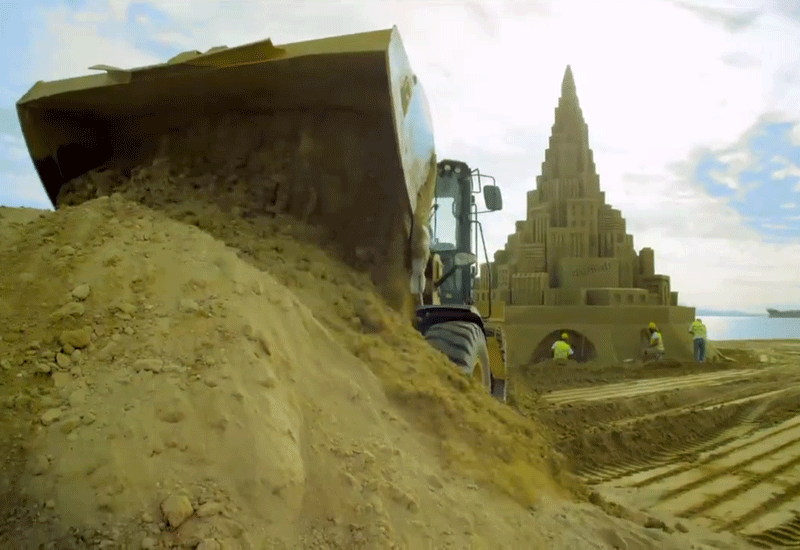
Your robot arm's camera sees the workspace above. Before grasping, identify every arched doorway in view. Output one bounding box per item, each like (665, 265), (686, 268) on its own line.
(531, 329), (598, 363)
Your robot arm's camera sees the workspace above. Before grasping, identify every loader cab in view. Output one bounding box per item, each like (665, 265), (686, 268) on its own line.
(430, 159), (503, 306)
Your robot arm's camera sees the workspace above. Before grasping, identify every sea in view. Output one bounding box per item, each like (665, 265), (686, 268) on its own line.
(702, 316), (800, 341)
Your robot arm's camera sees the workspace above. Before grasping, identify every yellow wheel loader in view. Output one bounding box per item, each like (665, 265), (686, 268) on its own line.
(14, 27), (508, 401)
(415, 160), (508, 401)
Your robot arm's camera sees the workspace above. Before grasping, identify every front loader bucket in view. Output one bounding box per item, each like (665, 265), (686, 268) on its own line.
(15, 27), (438, 310)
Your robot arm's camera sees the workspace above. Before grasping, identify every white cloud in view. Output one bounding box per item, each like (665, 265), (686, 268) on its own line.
(781, 202), (798, 209)
(25, 3), (161, 80)
(771, 156), (800, 180)
(791, 122), (800, 146)
(708, 169), (742, 191)
(152, 31), (195, 49)
(698, 119), (781, 199)
(0, 172), (53, 208)
(8, 0), (800, 310)
(1, 134), (29, 163)
(650, 233), (800, 310)
(716, 148), (760, 173)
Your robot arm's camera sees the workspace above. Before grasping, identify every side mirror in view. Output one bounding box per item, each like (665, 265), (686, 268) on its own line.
(483, 185), (503, 211)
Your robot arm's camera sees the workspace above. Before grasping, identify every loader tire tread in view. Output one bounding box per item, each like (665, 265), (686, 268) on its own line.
(485, 324), (508, 402)
(424, 320), (491, 391)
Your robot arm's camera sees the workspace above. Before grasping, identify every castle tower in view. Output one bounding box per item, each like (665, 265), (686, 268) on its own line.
(536, 67), (609, 284)
(474, 66), (697, 365)
(533, 65), (602, 225)
(478, 65), (681, 308)
(487, 65), (665, 302)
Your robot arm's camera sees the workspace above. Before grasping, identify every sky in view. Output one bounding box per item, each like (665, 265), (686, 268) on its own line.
(1, 0), (800, 313)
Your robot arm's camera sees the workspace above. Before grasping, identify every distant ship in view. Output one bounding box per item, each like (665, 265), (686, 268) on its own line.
(767, 308), (800, 318)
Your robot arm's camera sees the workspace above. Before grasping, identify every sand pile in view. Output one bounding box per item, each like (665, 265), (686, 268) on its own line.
(0, 109), (750, 549)
(56, 110), (431, 315)
(1, 195), (561, 549)
(0, 198), (745, 550)
(55, 112), (576, 508)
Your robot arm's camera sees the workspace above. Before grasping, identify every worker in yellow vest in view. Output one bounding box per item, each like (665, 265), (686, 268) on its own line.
(551, 333), (575, 364)
(689, 318), (708, 362)
(642, 322), (665, 362)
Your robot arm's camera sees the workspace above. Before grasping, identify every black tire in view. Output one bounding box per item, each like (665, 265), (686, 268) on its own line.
(423, 320), (491, 391)
(485, 324), (508, 402)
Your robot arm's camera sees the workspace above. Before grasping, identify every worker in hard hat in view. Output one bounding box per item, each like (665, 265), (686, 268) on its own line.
(642, 322), (665, 362)
(689, 317), (708, 362)
(551, 332), (575, 364)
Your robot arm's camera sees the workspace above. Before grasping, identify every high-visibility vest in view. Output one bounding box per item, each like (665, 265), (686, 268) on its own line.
(552, 340), (573, 359)
(691, 321), (707, 339)
(651, 331), (665, 351)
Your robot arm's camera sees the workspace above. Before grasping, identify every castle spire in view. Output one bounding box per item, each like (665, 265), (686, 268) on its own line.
(561, 65), (576, 99)
(537, 65), (600, 203)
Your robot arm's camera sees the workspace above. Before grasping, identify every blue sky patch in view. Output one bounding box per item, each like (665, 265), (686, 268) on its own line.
(694, 121), (800, 241)
(695, 155), (736, 198)
(125, 3), (186, 60)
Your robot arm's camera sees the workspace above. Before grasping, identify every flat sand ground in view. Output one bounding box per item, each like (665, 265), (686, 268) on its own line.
(514, 339), (800, 548)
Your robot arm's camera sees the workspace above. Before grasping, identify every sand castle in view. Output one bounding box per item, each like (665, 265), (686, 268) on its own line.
(475, 67), (699, 365)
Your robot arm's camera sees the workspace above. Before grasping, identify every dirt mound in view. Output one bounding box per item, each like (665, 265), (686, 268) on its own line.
(513, 358), (743, 394)
(0, 198), (749, 549)
(55, 110), (426, 317)
(2, 197), (541, 547)
(752, 389), (800, 429)
(715, 346), (762, 364)
(54, 118), (581, 500)
(560, 402), (752, 475)
(1, 105), (753, 548)
(0, 197), (571, 549)
(516, 376), (754, 476)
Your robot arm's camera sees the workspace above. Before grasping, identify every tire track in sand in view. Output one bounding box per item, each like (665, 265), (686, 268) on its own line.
(746, 514), (800, 548)
(629, 412), (800, 489)
(541, 359), (800, 546)
(604, 411), (800, 547)
(544, 368), (756, 405)
(580, 388), (797, 483)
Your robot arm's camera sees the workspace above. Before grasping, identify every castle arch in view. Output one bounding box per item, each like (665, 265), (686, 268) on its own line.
(531, 329), (598, 363)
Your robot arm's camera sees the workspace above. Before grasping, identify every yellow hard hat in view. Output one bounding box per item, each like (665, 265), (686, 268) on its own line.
(648, 322), (657, 330)
(561, 332), (569, 340)
(696, 318), (702, 323)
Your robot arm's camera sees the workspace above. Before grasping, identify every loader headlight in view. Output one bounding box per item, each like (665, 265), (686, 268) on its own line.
(443, 164), (451, 171)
